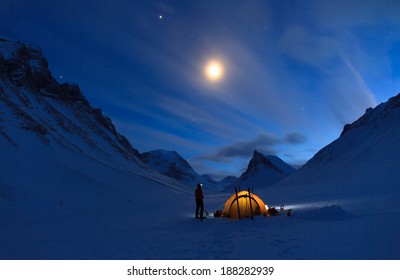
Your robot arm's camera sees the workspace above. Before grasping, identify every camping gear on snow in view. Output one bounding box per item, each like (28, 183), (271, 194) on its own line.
(267, 207), (279, 216)
(204, 209), (223, 218)
(223, 188), (268, 219)
(280, 205), (285, 212)
(213, 210), (223, 217)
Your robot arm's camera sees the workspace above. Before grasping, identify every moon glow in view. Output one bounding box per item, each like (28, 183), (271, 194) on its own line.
(205, 61), (223, 81)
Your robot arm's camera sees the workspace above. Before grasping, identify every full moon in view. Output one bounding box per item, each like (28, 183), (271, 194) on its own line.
(205, 61), (223, 81)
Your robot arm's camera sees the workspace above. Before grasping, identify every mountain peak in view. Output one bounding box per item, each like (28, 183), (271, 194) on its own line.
(0, 38), (139, 160)
(340, 92), (400, 138)
(247, 151), (296, 176)
(271, 91), (400, 209)
(0, 38), (93, 107)
(248, 150), (277, 172)
(139, 149), (222, 190)
(252, 150), (268, 160)
(224, 151), (295, 190)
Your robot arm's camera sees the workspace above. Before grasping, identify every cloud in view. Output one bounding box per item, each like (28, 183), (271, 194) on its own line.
(285, 132), (307, 144)
(280, 25), (340, 68)
(321, 54), (378, 125)
(213, 134), (279, 159)
(201, 132), (307, 163)
(340, 55), (377, 106)
(8, 0), (397, 179)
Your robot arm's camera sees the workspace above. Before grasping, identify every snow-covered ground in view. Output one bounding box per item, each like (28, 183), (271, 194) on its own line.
(1, 136), (398, 260)
(1, 38), (399, 260)
(2, 175), (398, 259)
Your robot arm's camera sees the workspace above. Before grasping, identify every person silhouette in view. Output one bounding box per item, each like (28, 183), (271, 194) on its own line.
(195, 183), (204, 220)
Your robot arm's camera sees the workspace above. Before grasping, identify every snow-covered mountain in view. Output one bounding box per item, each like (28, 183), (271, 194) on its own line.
(200, 174), (220, 187)
(224, 150), (295, 191)
(1, 38), (399, 260)
(266, 93), (400, 206)
(0, 38), (193, 190)
(139, 149), (221, 190)
(0, 38), (142, 165)
(0, 37), (192, 214)
(218, 175), (238, 187)
(0, 38), (202, 259)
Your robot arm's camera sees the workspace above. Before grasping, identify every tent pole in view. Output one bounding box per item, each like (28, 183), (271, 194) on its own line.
(248, 187), (254, 220)
(235, 187), (241, 220)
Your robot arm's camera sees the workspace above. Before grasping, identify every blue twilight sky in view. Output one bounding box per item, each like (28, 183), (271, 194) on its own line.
(1, 0), (400, 179)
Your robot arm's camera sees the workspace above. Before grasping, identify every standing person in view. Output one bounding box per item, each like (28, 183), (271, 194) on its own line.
(195, 183), (204, 220)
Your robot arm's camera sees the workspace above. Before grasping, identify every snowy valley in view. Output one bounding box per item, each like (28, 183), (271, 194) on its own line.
(1, 38), (399, 259)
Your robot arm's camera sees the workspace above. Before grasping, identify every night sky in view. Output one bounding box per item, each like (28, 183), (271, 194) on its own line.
(1, 0), (399, 179)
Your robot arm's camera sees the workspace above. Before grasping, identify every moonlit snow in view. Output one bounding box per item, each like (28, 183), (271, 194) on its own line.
(1, 38), (399, 260)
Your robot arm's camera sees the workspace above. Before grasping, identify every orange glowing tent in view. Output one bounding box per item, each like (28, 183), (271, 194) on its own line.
(223, 189), (268, 219)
